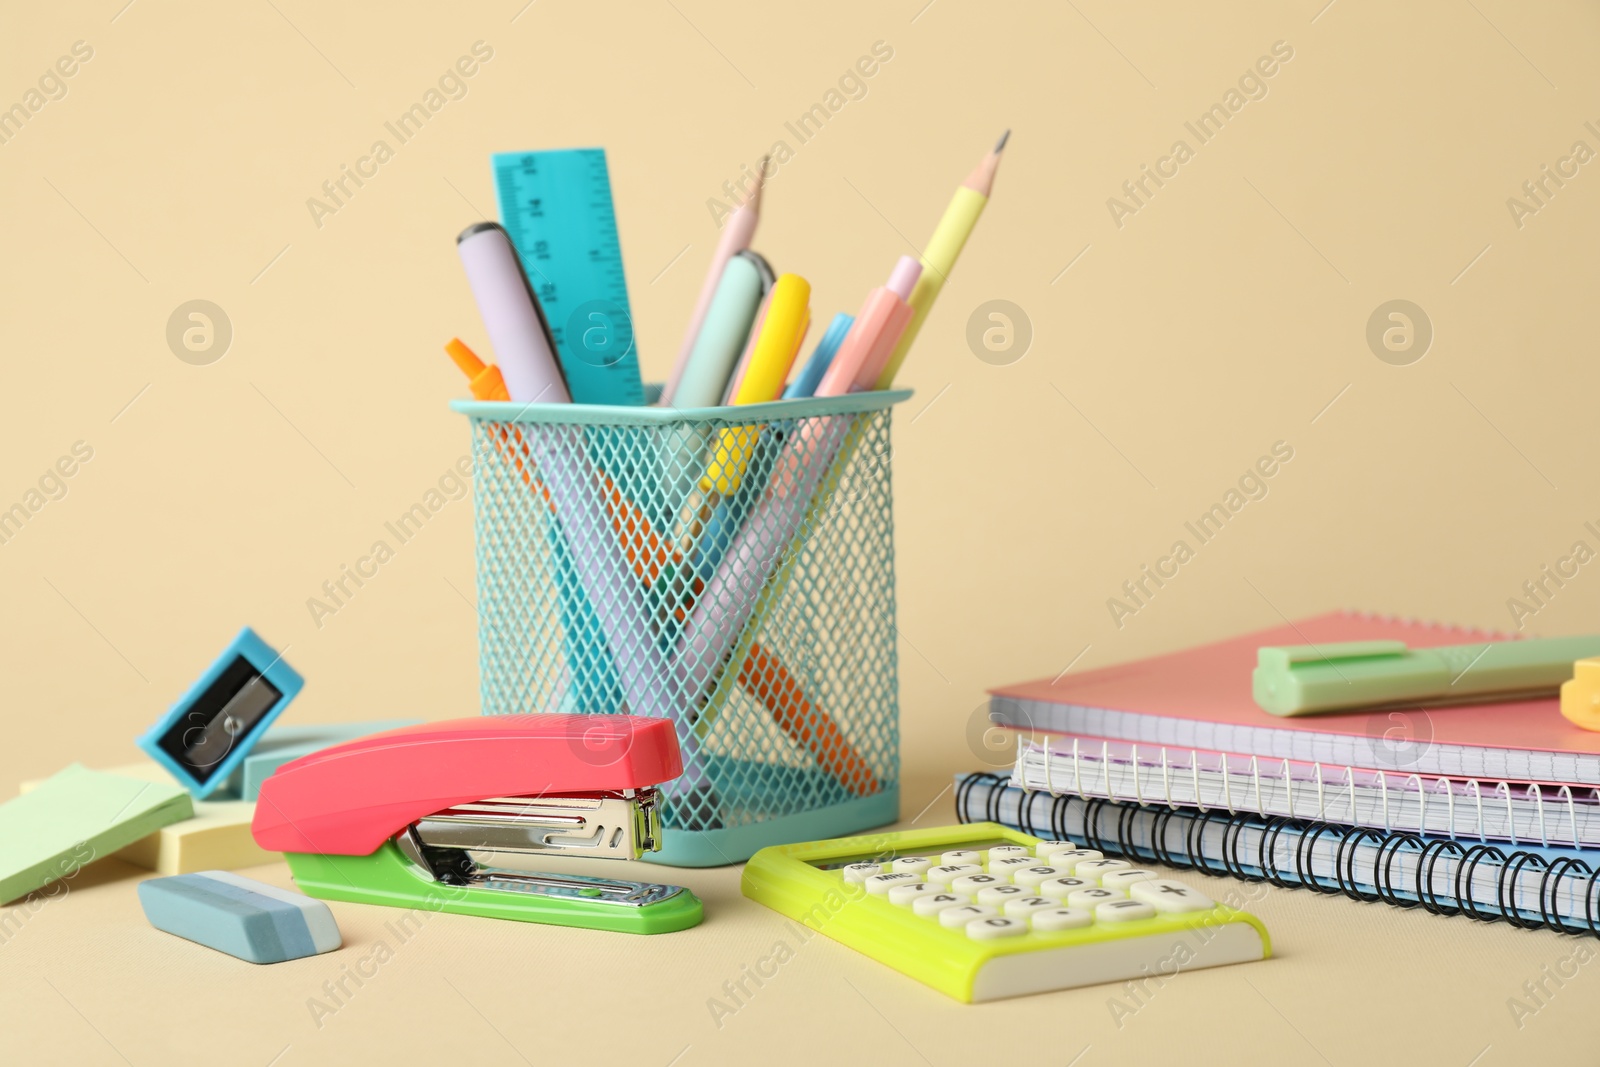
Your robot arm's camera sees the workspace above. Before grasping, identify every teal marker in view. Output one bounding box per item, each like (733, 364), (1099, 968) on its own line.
(493, 148), (646, 406)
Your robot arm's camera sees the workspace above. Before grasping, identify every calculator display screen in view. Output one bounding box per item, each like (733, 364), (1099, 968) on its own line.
(807, 839), (1023, 871)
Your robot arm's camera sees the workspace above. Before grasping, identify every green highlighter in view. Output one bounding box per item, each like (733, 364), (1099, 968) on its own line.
(1252, 634), (1600, 717)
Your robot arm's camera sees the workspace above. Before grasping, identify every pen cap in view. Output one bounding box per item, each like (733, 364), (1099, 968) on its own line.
(445, 339), (510, 402)
(456, 223), (570, 405)
(732, 273), (810, 405)
(886, 256), (922, 301)
(853, 298), (915, 392)
(674, 255), (764, 409)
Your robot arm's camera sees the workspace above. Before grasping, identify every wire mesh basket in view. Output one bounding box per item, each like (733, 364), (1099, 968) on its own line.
(451, 388), (909, 865)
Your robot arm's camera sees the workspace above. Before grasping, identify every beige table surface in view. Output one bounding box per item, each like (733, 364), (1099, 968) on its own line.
(4, 764), (1598, 1066)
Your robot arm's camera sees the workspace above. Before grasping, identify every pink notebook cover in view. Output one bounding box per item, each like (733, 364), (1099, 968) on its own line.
(991, 611), (1600, 783)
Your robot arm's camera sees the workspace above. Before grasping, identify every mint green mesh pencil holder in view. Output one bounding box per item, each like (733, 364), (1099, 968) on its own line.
(450, 388), (909, 866)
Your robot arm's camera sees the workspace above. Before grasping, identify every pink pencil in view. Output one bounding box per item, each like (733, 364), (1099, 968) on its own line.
(662, 160), (767, 407)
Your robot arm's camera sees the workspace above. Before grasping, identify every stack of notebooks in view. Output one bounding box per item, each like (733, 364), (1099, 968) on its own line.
(959, 612), (1600, 935)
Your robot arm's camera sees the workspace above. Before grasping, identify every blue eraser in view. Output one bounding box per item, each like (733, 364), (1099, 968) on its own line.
(136, 627), (303, 799)
(138, 871), (340, 964)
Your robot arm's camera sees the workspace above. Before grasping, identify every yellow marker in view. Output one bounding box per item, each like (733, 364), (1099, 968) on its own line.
(1562, 658), (1600, 731)
(700, 273), (810, 495)
(875, 131), (1008, 389)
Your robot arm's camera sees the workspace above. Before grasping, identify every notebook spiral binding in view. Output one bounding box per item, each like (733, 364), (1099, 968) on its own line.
(957, 772), (1600, 937)
(1015, 735), (1599, 851)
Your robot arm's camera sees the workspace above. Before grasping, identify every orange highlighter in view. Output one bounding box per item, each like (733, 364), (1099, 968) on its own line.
(447, 338), (511, 401)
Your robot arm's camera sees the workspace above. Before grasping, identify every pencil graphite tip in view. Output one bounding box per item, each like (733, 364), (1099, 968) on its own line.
(964, 133), (1007, 196)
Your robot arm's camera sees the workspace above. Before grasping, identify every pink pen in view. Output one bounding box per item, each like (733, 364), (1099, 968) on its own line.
(663, 160), (767, 406)
(813, 256), (922, 397)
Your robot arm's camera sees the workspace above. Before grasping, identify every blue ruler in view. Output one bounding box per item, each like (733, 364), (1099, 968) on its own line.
(492, 148), (646, 406)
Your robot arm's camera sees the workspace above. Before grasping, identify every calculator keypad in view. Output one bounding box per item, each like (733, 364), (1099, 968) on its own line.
(1012, 865), (1065, 887)
(1130, 879), (1214, 913)
(860, 842), (1220, 941)
(913, 892), (966, 916)
(927, 864), (981, 885)
(888, 881), (942, 906)
(1044, 849), (1102, 870)
(865, 872), (921, 894)
(939, 904), (997, 928)
(966, 916), (1028, 940)
(976, 884), (1029, 906)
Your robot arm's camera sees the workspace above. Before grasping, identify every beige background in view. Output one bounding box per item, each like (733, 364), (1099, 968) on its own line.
(4, 0), (1600, 1061)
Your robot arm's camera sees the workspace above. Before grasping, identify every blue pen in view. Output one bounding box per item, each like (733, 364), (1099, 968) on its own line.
(784, 312), (853, 399)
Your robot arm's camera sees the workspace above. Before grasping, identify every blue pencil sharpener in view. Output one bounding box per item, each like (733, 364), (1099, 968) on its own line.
(136, 627), (304, 799)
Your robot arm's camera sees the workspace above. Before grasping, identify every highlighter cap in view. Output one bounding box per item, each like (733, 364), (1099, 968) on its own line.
(887, 256), (922, 301)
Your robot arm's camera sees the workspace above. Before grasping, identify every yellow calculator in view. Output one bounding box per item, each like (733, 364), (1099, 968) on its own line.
(742, 822), (1271, 1002)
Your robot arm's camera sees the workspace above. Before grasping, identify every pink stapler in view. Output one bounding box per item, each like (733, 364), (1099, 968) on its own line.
(250, 715), (702, 933)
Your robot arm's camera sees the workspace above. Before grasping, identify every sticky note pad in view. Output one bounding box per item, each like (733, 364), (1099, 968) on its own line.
(228, 719), (421, 801)
(21, 761), (267, 875)
(0, 764), (192, 905)
(138, 871), (340, 964)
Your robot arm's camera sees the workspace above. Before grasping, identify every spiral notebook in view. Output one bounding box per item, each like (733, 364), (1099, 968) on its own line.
(989, 611), (1600, 786)
(1011, 736), (1600, 849)
(956, 772), (1600, 936)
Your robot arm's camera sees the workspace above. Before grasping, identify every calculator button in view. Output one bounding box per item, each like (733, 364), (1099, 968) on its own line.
(987, 845), (1030, 863)
(888, 882), (941, 906)
(1037, 877), (1090, 900)
(941, 850), (982, 866)
(1067, 887), (1124, 908)
(1032, 841), (1076, 859)
(939, 904), (997, 928)
(987, 856), (1039, 876)
(1003, 896), (1060, 919)
(976, 884), (1029, 906)
(890, 856), (933, 877)
(1045, 849), (1102, 871)
(1130, 880), (1215, 913)
(913, 893), (966, 917)
(966, 916), (1028, 940)
(1100, 869), (1157, 889)
(1030, 907), (1094, 932)
(926, 864), (982, 885)
(1095, 899), (1157, 922)
(864, 872), (922, 895)
(951, 874), (1006, 895)
(1012, 865), (1066, 888)
(1073, 859), (1132, 884)
(842, 862), (884, 883)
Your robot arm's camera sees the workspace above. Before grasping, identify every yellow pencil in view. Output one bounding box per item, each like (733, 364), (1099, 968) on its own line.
(875, 130), (1008, 388)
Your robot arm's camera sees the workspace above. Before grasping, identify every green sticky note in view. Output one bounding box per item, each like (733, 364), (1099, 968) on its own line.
(0, 764), (193, 904)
